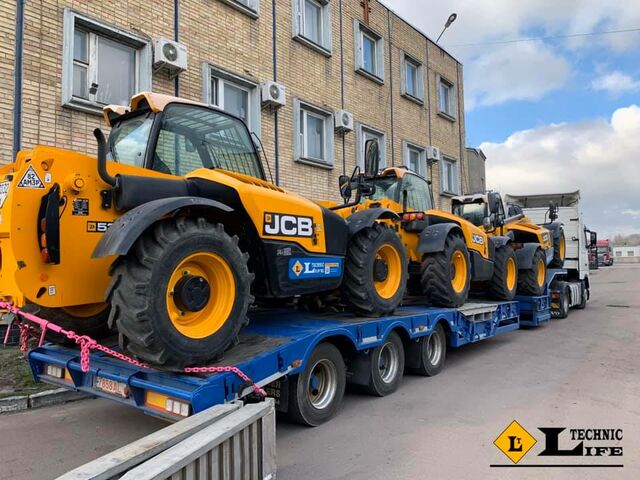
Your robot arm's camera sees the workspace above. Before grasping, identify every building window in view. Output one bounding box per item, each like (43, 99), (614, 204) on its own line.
(293, 0), (332, 55)
(357, 124), (387, 170)
(62, 9), (151, 113)
(401, 54), (424, 103)
(355, 21), (384, 83)
(628, 251), (634, 257)
(203, 64), (261, 136)
(219, 0), (260, 18)
(615, 251), (622, 257)
(440, 156), (459, 195)
(403, 141), (426, 176)
(437, 75), (457, 119)
(294, 99), (335, 168)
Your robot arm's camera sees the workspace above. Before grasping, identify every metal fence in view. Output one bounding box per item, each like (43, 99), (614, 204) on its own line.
(57, 399), (276, 480)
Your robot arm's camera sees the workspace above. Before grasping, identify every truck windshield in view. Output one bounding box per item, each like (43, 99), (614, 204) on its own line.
(107, 111), (154, 168)
(453, 202), (486, 227)
(367, 177), (401, 203)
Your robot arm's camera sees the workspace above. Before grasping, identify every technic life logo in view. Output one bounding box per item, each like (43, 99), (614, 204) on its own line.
(493, 420), (624, 468)
(289, 258), (342, 280)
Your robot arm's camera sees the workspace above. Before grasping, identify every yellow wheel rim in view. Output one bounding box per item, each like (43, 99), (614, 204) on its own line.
(450, 250), (468, 293)
(505, 257), (516, 291)
(374, 244), (403, 299)
(537, 258), (546, 287)
(166, 252), (236, 339)
(63, 302), (108, 318)
(559, 233), (566, 260)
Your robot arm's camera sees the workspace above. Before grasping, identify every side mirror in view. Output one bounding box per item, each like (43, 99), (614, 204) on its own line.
(590, 232), (597, 247)
(482, 217), (492, 231)
(487, 192), (501, 214)
(338, 174), (352, 202)
(364, 139), (380, 178)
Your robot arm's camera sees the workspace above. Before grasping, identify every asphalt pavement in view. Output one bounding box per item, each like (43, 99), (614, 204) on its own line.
(1, 265), (638, 479)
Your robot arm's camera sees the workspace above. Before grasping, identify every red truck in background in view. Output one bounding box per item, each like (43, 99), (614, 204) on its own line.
(596, 239), (614, 266)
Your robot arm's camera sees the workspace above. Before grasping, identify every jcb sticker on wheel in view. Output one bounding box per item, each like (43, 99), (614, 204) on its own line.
(17, 165), (45, 189)
(263, 212), (313, 238)
(87, 221), (113, 233)
(289, 258), (342, 279)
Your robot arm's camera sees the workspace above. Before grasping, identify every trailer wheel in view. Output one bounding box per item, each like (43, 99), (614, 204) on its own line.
(406, 323), (447, 377)
(421, 234), (471, 307)
(487, 245), (518, 300)
(288, 343), (346, 426)
(365, 331), (405, 396)
(517, 249), (546, 296)
(549, 228), (566, 268)
(557, 288), (570, 319)
(575, 282), (587, 309)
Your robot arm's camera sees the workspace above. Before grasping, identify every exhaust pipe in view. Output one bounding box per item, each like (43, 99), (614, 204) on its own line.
(93, 128), (117, 187)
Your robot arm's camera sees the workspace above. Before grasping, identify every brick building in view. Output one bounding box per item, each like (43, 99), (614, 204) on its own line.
(1, 0), (468, 207)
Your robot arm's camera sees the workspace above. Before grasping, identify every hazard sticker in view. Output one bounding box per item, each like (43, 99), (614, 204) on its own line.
(17, 165), (45, 189)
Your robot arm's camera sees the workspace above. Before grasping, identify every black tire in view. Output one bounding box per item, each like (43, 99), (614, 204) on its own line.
(108, 217), (253, 369)
(557, 288), (570, 319)
(421, 234), (471, 307)
(575, 281), (587, 309)
(488, 245), (518, 300)
(365, 331), (405, 396)
(406, 323), (447, 377)
(288, 343), (346, 426)
(517, 249), (546, 296)
(36, 304), (111, 343)
(343, 223), (407, 316)
(549, 228), (566, 268)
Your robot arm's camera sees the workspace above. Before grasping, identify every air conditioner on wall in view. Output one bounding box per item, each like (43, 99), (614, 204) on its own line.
(334, 110), (354, 132)
(153, 38), (188, 74)
(426, 146), (441, 163)
(261, 81), (286, 108)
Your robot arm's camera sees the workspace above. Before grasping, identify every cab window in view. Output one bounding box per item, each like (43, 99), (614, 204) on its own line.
(401, 174), (433, 212)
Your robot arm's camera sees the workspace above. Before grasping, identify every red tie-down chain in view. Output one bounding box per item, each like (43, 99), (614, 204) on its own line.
(0, 301), (266, 397)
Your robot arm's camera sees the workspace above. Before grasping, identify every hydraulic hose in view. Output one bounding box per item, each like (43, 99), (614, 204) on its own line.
(93, 128), (117, 186)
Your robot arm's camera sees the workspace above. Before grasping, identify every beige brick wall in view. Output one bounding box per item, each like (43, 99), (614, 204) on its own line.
(2, 0), (468, 209)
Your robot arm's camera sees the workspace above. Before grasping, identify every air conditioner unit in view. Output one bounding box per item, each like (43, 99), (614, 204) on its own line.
(261, 81), (286, 108)
(153, 38), (188, 74)
(426, 145), (441, 163)
(334, 110), (354, 132)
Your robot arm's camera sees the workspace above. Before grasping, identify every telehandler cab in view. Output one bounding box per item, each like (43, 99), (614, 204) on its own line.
(452, 192), (565, 296)
(325, 146), (517, 307)
(0, 92), (407, 368)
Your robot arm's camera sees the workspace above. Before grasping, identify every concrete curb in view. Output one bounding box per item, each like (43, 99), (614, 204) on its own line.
(0, 388), (90, 414)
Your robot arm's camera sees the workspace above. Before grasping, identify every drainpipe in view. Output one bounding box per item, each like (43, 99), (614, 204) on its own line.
(12, 0), (25, 159)
(174, 0), (180, 96)
(272, 0), (280, 185)
(387, 11), (395, 166)
(339, 0), (346, 175)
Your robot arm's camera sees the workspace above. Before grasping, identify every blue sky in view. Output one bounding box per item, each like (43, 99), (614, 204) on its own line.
(387, 0), (640, 238)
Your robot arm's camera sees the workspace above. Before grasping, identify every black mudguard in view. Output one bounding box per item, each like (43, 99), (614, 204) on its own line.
(417, 223), (464, 254)
(346, 208), (399, 236)
(92, 197), (233, 258)
(544, 221), (563, 239)
(514, 243), (540, 270)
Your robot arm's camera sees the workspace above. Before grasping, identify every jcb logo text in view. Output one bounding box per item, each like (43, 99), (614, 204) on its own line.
(263, 213), (313, 238)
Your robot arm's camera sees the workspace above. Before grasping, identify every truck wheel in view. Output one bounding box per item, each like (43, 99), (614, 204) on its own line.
(575, 282), (587, 309)
(39, 303), (111, 343)
(288, 343), (346, 426)
(365, 331), (405, 396)
(343, 223), (407, 316)
(109, 217), (253, 368)
(517, 249), (546, 296)
(421, 234), (470, 307)
(406, 323), (447, 377)
(549, 228), (566, 268)
(558, 288), (570, 319)
(488, 245), (518, 300)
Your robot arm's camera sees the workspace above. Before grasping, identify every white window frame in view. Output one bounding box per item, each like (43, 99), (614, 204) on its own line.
(219, 0), (260, 18)
(294, 99), (335, 168)
(401, 53), (424, 104)
(356, 123), (387, 170)
(402, 141), (426, 177)
(62, 9), (151, 114)
(202, 64), (261, 137)
(440, 156), (460, 195)
(292, 0), (332, 56)
(437, 74), (457, 120)
(354, 20), (384, 84)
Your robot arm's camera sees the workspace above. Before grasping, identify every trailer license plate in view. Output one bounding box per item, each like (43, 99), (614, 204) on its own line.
(94, 377), (129, 398)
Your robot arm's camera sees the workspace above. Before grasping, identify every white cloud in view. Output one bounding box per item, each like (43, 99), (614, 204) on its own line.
(592, 71), (640, 95)
(481, 105), (640, 237)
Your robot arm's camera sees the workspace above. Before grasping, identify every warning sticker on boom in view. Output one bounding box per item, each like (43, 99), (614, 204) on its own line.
(17, 166), (45, 189)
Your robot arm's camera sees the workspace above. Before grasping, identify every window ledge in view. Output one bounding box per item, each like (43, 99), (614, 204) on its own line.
(401, 92), (424, 106)
(219, 0), (259, 18)
(295, 157), (334, 170)
(356, 68), (384, 85)
(62, 98), (105, 116)
(293, 35), (332, 57)
(437, 111), (457, 122)
(440, 190), (459, 197)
